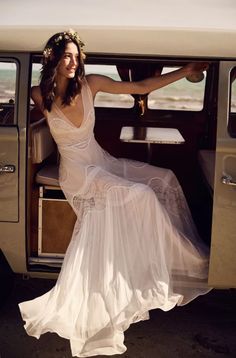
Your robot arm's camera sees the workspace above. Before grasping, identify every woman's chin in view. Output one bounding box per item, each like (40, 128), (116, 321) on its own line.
(66, 71), (76, 78)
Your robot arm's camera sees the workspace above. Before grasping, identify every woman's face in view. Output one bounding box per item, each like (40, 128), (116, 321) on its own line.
(56, 42), (79, 79)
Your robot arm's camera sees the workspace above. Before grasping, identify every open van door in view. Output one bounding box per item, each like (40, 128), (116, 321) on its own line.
(0, 59), (19, 221)
(209, 61), (236, 287)
(0, 54), (29, 273)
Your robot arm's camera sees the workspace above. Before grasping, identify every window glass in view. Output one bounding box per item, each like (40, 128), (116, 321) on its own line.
(31, 63), (42, 105)
(0, 61), (17, 125)
(228, 67), (236, 137)
(85, 64), (133, 108)
(230, 68), (236, 112)
(32, 63), (41, 86)
(148, 67), (206, 111)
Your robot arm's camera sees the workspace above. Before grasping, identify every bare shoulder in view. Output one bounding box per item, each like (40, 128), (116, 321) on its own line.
(85, 74), (102, 96)
(85, 73), (101, 84)
(85, 73), (116, 96)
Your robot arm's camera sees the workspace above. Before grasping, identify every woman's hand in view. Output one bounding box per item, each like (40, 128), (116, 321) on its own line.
(184, 62), (209, 77)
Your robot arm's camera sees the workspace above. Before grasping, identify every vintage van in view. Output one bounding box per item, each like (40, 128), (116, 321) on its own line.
(0, 1), (236, 291)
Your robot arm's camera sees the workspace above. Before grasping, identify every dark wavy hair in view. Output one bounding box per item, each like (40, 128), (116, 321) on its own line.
(40, 30), (86, 112)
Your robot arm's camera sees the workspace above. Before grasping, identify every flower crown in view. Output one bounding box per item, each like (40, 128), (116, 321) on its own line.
(43, 29), (85, 60)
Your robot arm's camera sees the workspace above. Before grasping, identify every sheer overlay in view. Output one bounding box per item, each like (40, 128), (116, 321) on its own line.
(19, 79), (211, 357)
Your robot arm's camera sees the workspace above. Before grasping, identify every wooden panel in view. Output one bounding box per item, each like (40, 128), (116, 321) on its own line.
(40, 199), (76, 255)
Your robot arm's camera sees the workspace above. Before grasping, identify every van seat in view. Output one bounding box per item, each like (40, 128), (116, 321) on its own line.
(30, 114), (60, 188)
(36, 164), (59, 187)
(198, 149), (215, 191)
(30, 118), (55, 164)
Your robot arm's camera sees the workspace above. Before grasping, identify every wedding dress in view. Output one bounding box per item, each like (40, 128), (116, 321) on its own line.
(19, 78), (211, 357)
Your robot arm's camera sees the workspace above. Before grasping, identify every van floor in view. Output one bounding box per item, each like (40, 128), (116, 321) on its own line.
(0, 275), (236, 358)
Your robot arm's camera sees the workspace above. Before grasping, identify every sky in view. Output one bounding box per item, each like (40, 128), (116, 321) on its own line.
(0, 0), (236, 30)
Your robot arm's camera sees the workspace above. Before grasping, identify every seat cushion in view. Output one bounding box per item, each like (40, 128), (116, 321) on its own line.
(198, 149), (216, 190)
(30, 118), (55, 164)
(36, 164), (59, 187)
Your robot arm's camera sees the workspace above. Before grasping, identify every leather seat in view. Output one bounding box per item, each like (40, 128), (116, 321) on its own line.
(30, 115), (59, 187)
(30, 118), (55, 164)
(36, 164), (59, 187)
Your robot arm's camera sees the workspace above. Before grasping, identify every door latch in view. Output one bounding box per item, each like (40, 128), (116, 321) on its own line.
(0, 164), (15, 173)
(221, 174), (236, 187)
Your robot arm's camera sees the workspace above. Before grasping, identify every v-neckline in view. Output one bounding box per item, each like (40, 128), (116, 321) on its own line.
(53, 87), (85, 129)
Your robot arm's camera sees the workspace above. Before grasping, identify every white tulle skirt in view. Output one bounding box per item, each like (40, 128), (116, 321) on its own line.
(19, 166), (211, 357)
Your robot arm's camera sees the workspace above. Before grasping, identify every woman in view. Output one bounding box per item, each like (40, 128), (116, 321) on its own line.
(19, 30), (211, 357)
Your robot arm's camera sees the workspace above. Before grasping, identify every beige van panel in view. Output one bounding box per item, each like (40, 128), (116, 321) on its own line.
(0, 26), (236, 59)
(209, 153), (236, 287)
(209, 61), (236, 288)
(0, 222), (26, 273)
(0, 127), (18, 222)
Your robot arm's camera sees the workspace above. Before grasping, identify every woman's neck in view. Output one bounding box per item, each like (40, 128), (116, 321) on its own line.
(54, 76), (69, 99)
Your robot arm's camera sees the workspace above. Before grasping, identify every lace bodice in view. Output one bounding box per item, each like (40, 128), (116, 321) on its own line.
(47, 79), (95, 157)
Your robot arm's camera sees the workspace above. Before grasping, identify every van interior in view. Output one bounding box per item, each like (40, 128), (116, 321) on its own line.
(25, 55), (235, 272)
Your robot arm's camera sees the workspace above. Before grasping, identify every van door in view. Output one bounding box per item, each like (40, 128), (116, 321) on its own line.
(0, 54), (29, 273)
(0, 60), (18, 222)
(208, 61), (236, 287)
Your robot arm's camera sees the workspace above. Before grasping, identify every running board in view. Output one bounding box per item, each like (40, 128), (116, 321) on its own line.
(29, 256), (63, 267)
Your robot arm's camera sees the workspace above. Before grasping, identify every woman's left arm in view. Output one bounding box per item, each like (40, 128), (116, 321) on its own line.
(86, 62), (208, 97)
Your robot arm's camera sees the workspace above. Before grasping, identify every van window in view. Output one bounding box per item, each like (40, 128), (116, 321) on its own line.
(32, 63), (41, 86)
(229, 67), (236, 137)
(30, 63), (41, 107)
(230, 67), (236, 112)
(0, 61), (17, 125)
(148, 67), (206, 111)
(85, 64), (134, 108)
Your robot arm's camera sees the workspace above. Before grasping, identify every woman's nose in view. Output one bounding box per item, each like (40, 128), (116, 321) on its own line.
(70, 56), (78, 67)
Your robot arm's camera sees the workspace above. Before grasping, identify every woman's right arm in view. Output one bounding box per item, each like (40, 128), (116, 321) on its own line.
(31, 86), (45, 114)
(86, 62), (209, 98)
